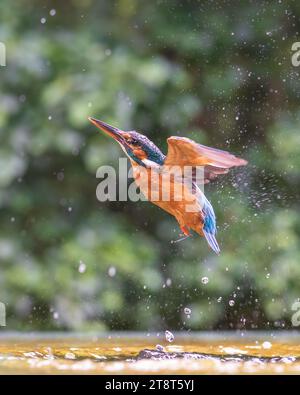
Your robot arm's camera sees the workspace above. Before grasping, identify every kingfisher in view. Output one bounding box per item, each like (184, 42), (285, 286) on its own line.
(89, 117), (247, 254)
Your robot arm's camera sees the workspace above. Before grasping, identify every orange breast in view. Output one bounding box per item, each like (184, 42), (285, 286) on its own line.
(131, 163), (204, 235)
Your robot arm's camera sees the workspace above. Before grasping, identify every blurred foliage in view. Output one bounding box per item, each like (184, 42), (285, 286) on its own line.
(0, 0), (300, 331)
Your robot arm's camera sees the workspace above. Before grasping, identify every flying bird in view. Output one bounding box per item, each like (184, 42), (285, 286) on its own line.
(89, 118), (247, 254)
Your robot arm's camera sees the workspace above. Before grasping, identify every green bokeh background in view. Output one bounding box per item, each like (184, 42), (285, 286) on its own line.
(0, 0), (300, 331)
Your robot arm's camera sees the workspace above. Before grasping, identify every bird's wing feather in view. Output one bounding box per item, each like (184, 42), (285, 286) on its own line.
(164, 136), (247, 184)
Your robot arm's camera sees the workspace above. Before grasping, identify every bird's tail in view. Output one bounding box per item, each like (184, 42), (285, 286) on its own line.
(203, 229), (220, 255)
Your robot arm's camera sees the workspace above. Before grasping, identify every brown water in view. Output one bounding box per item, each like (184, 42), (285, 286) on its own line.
(0, 332), (300, 374)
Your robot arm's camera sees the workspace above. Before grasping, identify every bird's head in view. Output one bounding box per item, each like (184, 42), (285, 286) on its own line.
(88, 117), (165, 167)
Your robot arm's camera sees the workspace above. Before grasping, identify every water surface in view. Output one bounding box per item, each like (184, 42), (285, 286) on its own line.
(0, 332), (300, 374)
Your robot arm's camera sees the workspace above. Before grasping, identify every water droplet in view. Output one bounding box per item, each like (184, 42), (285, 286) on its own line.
(165, 330), (174, 343)
(166, 278), (172, 287)
(201, 276), (209, 285)
(57, 171), (64, 181)
(262, 341), (272, 349)
(49, 9), (56, 16)
(65, 352), (76, 360)
(40, 18), (47, 24)
(53, 312), (59, 320)
(229, 300), (235, 307)
(156, 344), (164, 352)
(48, 115), (52, 120)
(184, 307), (192, 315)
(108, 266), (116, 277)
(217, 297), (222, 303)
(78, 261), (86, 274)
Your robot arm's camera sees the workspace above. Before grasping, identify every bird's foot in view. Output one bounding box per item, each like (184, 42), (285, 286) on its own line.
(180, 225), (190, 236)
(171, 234), (192, 244)
(171, 225), (191, 243)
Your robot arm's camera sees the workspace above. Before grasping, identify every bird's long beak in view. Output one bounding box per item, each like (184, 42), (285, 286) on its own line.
(88, 117), (125, 143)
